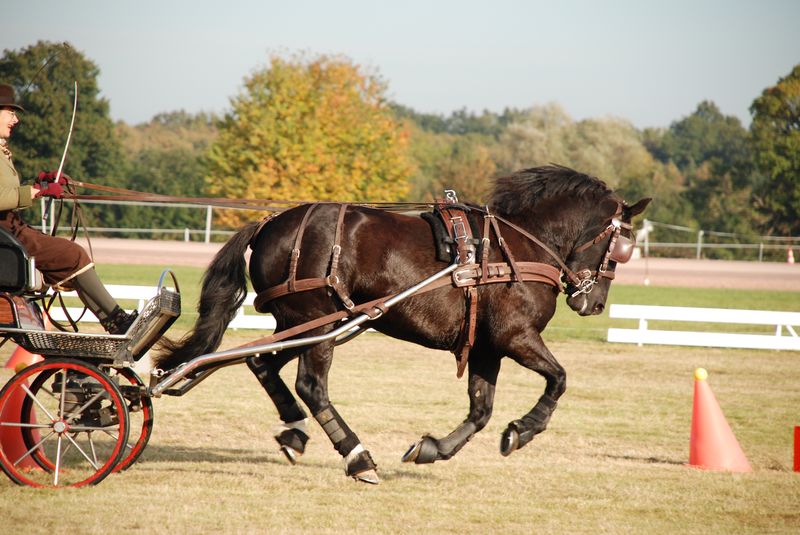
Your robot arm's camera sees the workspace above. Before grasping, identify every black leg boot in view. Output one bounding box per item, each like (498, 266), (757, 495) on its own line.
(100, 306), (139, 335)
(73, 269), (138, 334)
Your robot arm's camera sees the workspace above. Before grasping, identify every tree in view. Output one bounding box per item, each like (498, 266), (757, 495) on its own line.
(0, 41), (124, 186)
(654, 101), (752, 182)
(749, 64), (800, 235)
(116, 110), (218, 154)
(122, 148), (208, 237)
(206, 54), (413, 227)
(495, 103), (656, 189)
(646, 101), (758, 236)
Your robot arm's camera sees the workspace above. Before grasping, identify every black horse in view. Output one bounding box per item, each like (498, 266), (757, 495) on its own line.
(157, 165), (650, 484)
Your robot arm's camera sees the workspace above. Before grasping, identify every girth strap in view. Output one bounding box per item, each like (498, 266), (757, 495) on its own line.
(435, 199), (477, 378)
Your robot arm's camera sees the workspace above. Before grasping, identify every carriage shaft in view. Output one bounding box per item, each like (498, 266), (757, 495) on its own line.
(149, 262), (461, 397)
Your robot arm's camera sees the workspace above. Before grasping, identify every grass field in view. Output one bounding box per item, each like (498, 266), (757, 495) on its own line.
(1, 267), (799, 534)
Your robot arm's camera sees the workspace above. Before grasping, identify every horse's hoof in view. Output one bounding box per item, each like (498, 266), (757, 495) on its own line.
(401, 436), (439, 464)
(275, 428), (308, 465)
(352, 469), (380, 485)
(500, 427), (519, 457)
(280, 445), (299, 465)
(345, 448), (378, 483)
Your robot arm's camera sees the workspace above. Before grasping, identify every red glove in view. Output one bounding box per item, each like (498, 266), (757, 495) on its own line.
(36, 171), (70, 185)
(35, 180), (64, 199)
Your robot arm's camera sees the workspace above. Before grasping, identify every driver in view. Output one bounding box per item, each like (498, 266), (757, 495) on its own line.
(0, 83), (136, 334)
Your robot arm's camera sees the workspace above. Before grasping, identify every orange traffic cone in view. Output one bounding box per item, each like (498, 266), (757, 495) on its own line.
(0, 378), (41, 470)
(4, 345), (44, 372)
(689, 368), (752, 472)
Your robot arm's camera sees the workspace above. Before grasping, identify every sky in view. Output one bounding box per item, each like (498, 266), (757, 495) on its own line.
(3, 0), (799, 129)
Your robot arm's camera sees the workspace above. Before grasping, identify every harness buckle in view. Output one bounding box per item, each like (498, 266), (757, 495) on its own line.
(450, 216), (468, 242)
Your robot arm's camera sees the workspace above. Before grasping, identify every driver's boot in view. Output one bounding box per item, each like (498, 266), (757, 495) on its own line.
(73, 268), (138, 334)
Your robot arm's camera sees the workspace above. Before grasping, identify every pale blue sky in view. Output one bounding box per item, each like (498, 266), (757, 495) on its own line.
(4, 0), (799, 128)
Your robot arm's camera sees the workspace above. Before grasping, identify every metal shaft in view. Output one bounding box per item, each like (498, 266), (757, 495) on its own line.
(150, 262), (460, 397)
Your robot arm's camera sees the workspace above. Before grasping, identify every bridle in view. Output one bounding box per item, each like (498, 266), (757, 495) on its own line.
(567, 204), (636, 297)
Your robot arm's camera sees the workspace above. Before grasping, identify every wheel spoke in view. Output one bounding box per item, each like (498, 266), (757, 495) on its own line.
(12, 430), (55, 467)
(70, 424), (119, 433)
(54, 434), (63, 486)
(63, 432), (100, 470)
(21, 383), (56, 422)
(65, 390), (106, 424)
(58, 371), (67, 419)
(0, 421), (52, 429)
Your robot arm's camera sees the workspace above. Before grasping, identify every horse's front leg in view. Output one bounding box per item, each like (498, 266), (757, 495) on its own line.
(402, 345), (500, 464)
(499, 331), (565, 456)
(293, 339), (379, 484)
(246, 351), (310, 464)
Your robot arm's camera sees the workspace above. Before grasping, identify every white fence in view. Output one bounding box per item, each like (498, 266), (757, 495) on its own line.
(607, 304), (800, 350)
(47, 285), (276, 330)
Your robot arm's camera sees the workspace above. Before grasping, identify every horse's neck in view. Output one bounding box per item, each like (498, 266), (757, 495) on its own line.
(502, 204), (587, 260)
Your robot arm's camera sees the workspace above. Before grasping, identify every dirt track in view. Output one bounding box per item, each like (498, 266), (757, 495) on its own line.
(76, 237), (800, 291)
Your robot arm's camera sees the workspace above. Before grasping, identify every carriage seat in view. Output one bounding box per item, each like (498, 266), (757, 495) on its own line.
(0, 226), (44, 294)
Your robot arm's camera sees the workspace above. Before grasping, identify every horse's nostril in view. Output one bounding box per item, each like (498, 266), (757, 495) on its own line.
(593, 303), (605, 314)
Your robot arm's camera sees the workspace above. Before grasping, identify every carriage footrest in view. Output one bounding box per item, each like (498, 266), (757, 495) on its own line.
(8, 287), (180, 363)
(123, 287), (181, 361)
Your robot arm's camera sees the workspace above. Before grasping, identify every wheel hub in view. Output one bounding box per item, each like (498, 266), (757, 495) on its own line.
(53, 420), (68, 434)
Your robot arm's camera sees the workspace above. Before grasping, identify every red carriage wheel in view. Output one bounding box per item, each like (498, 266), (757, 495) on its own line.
(110, 367), (153, 472)
(18, 364), (151, 473)
(0, 358), (130, 488)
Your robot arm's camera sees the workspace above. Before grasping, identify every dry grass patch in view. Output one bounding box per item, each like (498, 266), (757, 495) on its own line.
(1, 334), (799, 534)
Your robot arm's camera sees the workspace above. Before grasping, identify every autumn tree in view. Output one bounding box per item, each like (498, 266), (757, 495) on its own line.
(207, 54), (413, 227)
(749, 64), (800, 235)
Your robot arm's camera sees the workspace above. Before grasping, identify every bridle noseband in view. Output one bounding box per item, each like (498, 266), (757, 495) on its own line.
(568, 205), (636, 297)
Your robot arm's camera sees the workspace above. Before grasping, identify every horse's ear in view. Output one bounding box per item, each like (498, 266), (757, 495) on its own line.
(625, 198), (652, 218)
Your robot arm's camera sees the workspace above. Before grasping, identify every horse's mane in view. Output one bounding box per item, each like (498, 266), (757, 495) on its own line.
(488, 164), (614, 216)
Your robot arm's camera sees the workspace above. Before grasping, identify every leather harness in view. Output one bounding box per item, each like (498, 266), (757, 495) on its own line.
(251, 196), (569, 378)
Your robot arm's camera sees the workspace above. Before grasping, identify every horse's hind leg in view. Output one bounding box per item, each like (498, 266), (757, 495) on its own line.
(403, 344), (500, 464)
(294, 340), (379, 484)
(247, 352), (310, 464)
(500, 331), (566, 456)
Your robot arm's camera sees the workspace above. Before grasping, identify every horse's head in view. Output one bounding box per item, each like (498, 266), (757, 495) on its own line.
(563, 196), (651, 316)
(488, 165), (651, 316)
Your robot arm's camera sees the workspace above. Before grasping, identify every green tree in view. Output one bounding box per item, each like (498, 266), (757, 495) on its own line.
(207, 54), (413, 227)
(495, 103), (656, 189)
(116, 110), (218, 155)
(648, 101), (758, 238)
(120, 148), (208, 237)
(0, 41), (124, 185)
(749, 64), (800, 235)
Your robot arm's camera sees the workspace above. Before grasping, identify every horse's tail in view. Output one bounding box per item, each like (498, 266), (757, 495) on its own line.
(155, 221), (261, 371)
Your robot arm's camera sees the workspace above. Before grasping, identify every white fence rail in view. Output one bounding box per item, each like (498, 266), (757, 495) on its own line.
(47, 285), (276, 331)
(607, 304), (800, 350)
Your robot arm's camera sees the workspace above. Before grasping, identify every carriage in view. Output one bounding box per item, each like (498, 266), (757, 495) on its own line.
(0, 165), (649, 488)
